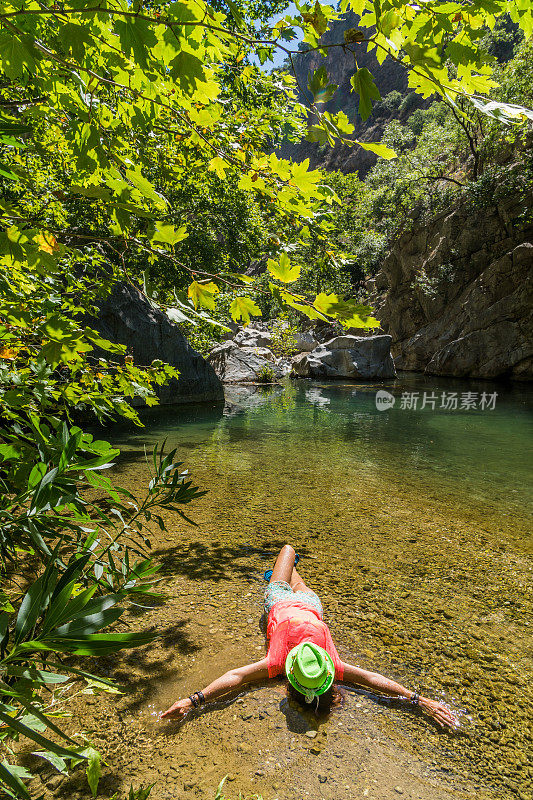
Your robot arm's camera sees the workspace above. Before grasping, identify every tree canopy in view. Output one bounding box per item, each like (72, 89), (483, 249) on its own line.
(1, 0), (532, 330)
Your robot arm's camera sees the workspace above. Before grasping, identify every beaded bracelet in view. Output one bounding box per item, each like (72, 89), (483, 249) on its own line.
(189, 691), (205, 708)
(410, 691), (420, 706)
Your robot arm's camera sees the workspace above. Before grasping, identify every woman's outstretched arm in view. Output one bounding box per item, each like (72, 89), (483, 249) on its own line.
(160, 658), (270, 720)
(341, 662), (458, 729)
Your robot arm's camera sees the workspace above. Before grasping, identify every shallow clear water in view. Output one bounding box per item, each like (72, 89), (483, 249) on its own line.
(110, 373), (532, 799)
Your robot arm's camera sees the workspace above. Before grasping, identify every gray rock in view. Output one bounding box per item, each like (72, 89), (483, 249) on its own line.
(208, 342), (287, 383)
(276, 357), (293, 377)
(220, 319), (240, 341)
(88, 283), (223, 404)
(294, 330), (318, 352)
(310, 321), (342, 343)
(373, 191), (533, 379)
(291, 352), (309, 374)
(233, 326), (273, 348)
(292, 335), (396, 380)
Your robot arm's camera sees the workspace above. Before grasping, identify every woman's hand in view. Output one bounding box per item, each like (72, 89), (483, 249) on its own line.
(419, 697), (458, 729)
(160, 698), (192, 720)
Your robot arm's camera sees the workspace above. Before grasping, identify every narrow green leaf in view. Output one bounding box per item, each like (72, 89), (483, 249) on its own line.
(32, 751), (68, 776)
(53, 606), (124, 637)
(14, 575), (52, 644)
(0, 710), (85, 759)
(51, 553), (91, 602)
(4, 667), (69, 685)
(0, 760), (30, 799)
(85, 747), (101, 797)
(17, 698), (77, 744)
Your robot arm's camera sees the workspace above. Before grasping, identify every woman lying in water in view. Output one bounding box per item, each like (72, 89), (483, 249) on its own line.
(161, 545), (457, 728)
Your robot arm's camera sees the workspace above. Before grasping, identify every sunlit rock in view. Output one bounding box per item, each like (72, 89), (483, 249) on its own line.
(291, 335), (396, 380)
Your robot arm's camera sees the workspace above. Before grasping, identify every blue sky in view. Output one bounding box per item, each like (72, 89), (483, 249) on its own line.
(251, 2), (303, 70)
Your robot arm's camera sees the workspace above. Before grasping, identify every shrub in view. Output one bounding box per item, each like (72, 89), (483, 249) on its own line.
(270, 317), (299, 357)
(256, 365), (275, 383)
(399, 91), (421, 116)
(351, 231), (388, 278)
(408, 108), (426, 136)
(376, 90), (403, 116)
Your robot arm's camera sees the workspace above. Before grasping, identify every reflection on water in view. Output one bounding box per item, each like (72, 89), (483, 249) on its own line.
(111, 374), (532, 798)
(114, 375), (532, 532)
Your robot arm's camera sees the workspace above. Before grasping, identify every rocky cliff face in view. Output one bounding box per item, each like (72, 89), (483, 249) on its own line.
(278, 12), (422, 177)
(371, 190), (533, 379)
(90, 283), (224, 404)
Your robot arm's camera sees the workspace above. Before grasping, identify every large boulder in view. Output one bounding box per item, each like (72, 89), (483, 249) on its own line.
(372, 188), (533, 379)
(89, 283), (223, 404)
(294, 330), (318, 352)
(208, 342), (290, 383)
(233, 327), (273, 348)
(291, 335), (396, 380)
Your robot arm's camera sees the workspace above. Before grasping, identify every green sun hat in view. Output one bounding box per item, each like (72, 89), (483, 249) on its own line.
(285, 642), (335, 703)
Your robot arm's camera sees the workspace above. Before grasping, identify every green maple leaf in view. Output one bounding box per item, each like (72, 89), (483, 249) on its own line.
(230, 296), (261, 324)
(351, 68), (381, 121)
(308, 67), (337, 104)
(115, 19), (158, 69)
(357, 140), (397, 159)
(188, 281), (219, 310)
(151, 223), (188, 246)
(0, 33), (37, 80)
(170, 51), (206, 92)
(58, 23), (94, 60)
(267, 253), (301, 283)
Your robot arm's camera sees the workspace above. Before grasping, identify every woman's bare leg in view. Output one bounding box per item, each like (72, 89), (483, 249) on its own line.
(290, 566), (312, 594)
(270, 544), (296, 584)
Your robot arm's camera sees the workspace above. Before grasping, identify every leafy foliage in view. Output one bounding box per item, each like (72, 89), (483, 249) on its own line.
(1, 0), (531, 338)
(0, 433), (202, 796)
(256, 364), (275, 383)
(303, 34), (533, 299)
(270, 317), (299, 358)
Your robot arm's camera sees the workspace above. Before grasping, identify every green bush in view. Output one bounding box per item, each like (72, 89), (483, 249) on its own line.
(376, 90), (403, 116)
(256, 365), (275, 383)
(408, 108), (426, 136)
(270, 318), (299, 358)
(399, 91), (421, 116)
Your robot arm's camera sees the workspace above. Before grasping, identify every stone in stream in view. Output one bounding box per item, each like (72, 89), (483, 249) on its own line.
(291, 334), (396, 380)
(294, 330), (318, 352)
(88, 282), (223, 404)
(208, 341), (291, 383)
(233, 326), (273, 348)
